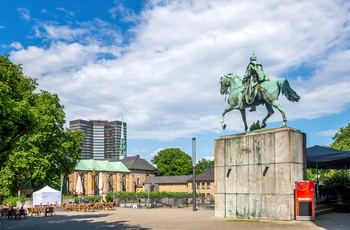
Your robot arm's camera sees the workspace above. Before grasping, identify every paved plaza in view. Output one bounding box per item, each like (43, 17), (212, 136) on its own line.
(1, 207), (350, 230)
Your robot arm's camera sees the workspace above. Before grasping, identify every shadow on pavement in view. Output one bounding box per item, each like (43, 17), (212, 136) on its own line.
(312, 212), (350, 230)
(1, 213), (150, 230)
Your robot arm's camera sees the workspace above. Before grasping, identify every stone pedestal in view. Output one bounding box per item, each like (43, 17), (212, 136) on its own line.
(214, 127), (306, 220)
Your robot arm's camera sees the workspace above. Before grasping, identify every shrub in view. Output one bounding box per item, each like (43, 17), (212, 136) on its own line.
(105, 193), (114, 202)
(323, 170), (350, 202)
(2, 195), (29, 207)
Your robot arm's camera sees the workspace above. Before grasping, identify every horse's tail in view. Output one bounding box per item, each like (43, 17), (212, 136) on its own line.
(277, 78), (300, 102)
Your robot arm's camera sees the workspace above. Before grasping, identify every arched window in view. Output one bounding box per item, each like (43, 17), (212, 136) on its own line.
(108, 174), (113, 193)
(80, 173), (85, 195)
(94, 174), (99, 195)
(121, 174), (126, 191)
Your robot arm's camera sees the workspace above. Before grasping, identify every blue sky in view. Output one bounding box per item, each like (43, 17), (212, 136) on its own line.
(1, 0), (350, 163)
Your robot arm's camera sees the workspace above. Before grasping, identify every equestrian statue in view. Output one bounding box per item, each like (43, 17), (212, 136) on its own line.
(220, 54), (300, 132)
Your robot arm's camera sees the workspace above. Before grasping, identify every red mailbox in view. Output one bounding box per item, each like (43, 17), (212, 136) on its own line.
(295, 181), (315, 220)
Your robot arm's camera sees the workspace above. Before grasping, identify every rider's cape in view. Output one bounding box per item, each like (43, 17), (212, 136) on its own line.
(250, 65), (270, 82)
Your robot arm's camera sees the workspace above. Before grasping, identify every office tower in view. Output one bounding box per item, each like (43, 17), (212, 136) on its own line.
(69, 119), (127, 160)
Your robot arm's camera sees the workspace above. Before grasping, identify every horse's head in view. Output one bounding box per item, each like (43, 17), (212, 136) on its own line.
(220, 73), (242, 95)
(220, 74), (231, 95)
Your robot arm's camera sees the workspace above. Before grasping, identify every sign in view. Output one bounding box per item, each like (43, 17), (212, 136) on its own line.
(295, 181), (315, 220)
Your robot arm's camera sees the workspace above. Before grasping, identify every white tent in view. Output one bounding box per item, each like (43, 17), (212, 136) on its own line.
(33, 186), (61, 206)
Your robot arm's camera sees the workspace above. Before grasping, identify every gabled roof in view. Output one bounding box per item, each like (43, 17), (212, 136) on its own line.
(33, 186), (60, 194)
(143, 175), (192, 185)
(121, 155), (157, 172)
(75, 159), (130, 173)
(187, 168), (214, 182)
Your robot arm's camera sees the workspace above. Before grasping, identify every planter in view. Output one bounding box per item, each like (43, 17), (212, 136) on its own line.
(333, 203), (350, 213)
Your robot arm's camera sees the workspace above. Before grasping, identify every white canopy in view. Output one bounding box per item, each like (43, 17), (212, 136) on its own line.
(33, 186), (61, 206)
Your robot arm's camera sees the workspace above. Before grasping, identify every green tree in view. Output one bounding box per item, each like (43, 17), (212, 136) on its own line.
(323, 170), (350, 201)
(329, 123), (350, 151)
(196, 158), (214, 174)
(249, 120), (261, 131)
(0, 55), (84, 196)
(0, 55), (38, 162)
(151, 148), (192, 176)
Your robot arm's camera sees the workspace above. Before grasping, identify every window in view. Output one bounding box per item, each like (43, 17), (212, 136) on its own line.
(206, 193), (211, 201)
(206, 182), (210, 189)
(201, 182), (205, 189)
(197, 183), (200, 189)
(108, 174), (113, 193)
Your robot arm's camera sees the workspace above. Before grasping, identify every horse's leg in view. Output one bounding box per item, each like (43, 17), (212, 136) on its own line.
(239, 109), (248, 132)
(221, 106), (235, 129)
(261, 104), (274, 128)
(271, 100), (287, 127)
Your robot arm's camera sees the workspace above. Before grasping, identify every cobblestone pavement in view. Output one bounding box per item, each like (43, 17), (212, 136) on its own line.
(1, 207), (349, 230)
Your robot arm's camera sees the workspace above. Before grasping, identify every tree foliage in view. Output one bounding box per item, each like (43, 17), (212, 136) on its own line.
(249, 120), (261, 131)
(329, 123), (350, 151)
(0, 55), (84, 196)
(0, 55), (38, 160)
(323, 170), (350, 200)
(151, 148), (192, 176)
(196, 158), (214, 174)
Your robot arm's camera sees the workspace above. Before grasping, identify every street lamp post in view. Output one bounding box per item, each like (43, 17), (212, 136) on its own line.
(148, 185), (150, 208)
(192, 137), (196, 211)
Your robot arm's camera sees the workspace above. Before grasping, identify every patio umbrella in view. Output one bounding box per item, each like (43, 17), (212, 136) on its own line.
(307, 145), (350, 169)
(98, 172), (104, 195)
(75, 174), (83, 195)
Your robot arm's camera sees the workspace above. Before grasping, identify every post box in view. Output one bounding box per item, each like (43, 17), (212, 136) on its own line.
(295, 181), (315, 220)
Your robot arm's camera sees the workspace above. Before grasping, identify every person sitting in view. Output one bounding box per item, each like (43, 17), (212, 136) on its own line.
(242, 53), (270, 112)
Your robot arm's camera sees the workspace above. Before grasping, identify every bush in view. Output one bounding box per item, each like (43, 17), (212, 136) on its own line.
(105, 193), (114, 202)
(2, 195), (29, 207)
(323, 170), (350, 202)
(249, 120), (261, 131)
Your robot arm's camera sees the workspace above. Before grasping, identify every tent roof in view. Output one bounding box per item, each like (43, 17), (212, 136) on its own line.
(33, 186), (60, 194)
(307, 145), (350, 169)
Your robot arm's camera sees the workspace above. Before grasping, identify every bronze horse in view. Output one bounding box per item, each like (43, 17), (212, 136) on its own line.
(220, 73), (300, 131)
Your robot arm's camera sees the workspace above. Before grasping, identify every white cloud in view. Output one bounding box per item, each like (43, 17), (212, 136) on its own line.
(8, 0), (350, 141)
(10, 42), (23, 50)
(17, 8), (30, 21)
(317, 130), (338, 137)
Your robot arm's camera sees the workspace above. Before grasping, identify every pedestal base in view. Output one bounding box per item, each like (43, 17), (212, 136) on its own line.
(214, 127), (306, 220)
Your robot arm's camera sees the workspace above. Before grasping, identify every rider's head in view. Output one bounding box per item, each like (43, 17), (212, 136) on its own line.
(249, 53), (261, 66)
(250, 53), (257, 62)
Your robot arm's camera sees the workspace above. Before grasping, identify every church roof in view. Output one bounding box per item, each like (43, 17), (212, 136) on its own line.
(121, 155), (157, 172)
(75, 159), (130, 173)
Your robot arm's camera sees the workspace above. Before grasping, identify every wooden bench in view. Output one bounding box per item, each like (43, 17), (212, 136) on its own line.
(44, 207), (55, 217)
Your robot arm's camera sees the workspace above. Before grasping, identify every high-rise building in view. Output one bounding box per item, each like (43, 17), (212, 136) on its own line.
(69, 119), (127, 160)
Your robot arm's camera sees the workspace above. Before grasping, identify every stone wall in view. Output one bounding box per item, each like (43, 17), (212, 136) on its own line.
(215, 127), (306, 220)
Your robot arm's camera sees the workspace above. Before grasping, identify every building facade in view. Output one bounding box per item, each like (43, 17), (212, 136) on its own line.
(69, 119), (127, 160)
(143, 169), (215, 203)
(120, 155), (157, 192)
(68, 159), (132, 196)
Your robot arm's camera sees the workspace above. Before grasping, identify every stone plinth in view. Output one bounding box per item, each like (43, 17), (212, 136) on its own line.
(214, 127), (306, 220)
